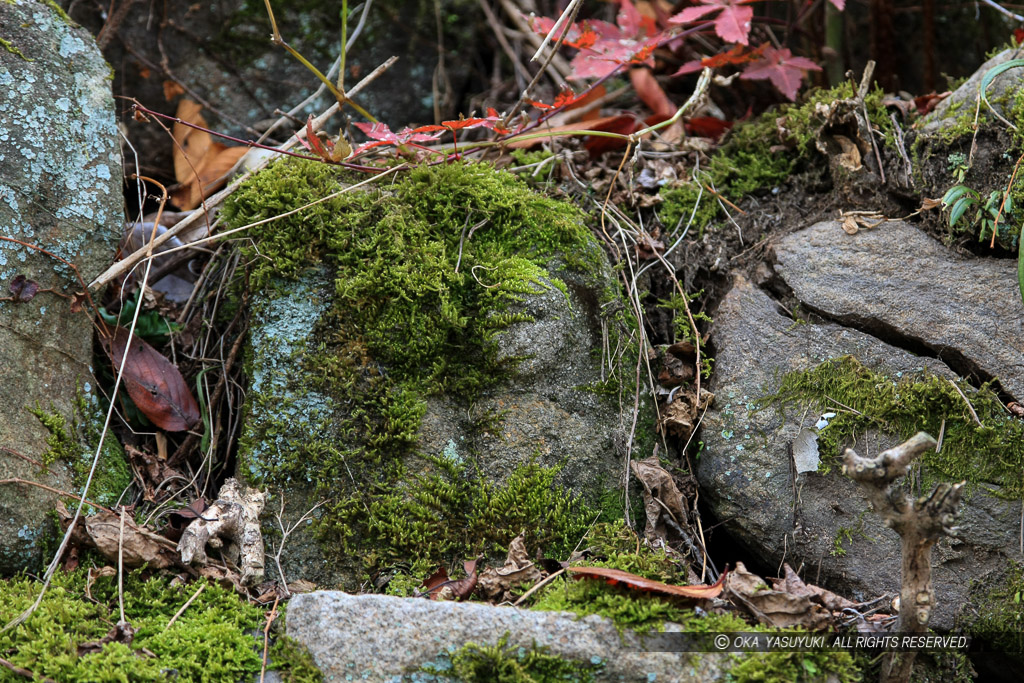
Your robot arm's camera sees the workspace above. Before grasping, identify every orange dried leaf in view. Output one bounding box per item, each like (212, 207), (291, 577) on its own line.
(170, 100), (247, 210)
(567, 566), (727, 599)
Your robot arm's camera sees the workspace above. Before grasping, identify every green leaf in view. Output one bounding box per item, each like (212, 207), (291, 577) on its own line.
(941, 184), (975, 207)
(949, 196), (977, 227)
(980, 59), (1024, 130)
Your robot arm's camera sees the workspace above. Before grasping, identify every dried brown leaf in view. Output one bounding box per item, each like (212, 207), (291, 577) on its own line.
(99, 324), (200, 432)
(629, 457), (689, 543)
(477, 534), (545, 600)
(725, 562), (832, 629)
(568, 566), (727, 599)
(58, 505), (179, 570)
(170, 100), (247, 210)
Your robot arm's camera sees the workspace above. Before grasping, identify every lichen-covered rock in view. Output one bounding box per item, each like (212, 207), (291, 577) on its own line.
(700, 272), (1023, 630)
(0, 0), (122, 574)
(919, 48), (1021, 138)
(287, 591), (727, 682)
(228, 159), (631, 588)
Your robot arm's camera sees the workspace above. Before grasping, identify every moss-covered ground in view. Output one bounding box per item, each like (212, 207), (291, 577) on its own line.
(0, 570), (320, 682)
(657, 82), (896, 237)
(223, 158), (621, 578)
(761, 355), (1024, 498)
(29, 389), (131, 509)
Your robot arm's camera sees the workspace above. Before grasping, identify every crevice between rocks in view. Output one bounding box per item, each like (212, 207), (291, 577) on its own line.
(757, 271), (1016, 404)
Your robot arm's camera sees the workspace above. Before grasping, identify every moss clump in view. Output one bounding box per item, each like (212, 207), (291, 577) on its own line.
(29, 390), (130, 508)
(0, 37), (32, 61)
(509, 149), (560, 185)
(224, 158), (611, 577)
(321, 457), (591, 571)
(966, 562), (1024, 653)
(760, 356), (1024, 497)
(700, 82), (896, 200)
(0, 571), (319, 682)
(531, 521), (722, 632)
(657, 180), (721, 237)
(421, 632), (603, 683)
(727, 649), (861, 683)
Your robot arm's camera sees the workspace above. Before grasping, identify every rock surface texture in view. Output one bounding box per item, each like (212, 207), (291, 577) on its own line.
(287, 591), (725, 682)
(0, 0), (121, 574)
(699, 220), (1024, 629)
(774, 220), (1024, 400)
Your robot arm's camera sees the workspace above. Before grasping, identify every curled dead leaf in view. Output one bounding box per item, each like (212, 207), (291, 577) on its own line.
(567, 565), (726, 599)
(57, 502), (180, 570)
(170, 100), (248, 210)
(630, 457), (690, 543)
(477, 534), (544, 600)
(725, 562), (833, 629)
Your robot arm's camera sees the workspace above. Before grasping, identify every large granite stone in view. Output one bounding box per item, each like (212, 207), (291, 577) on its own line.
(699, 275), (1022, 629)
(774, 220), (1024, 400)
(0, 0), (121, 574)
(287, 591), (726, 682)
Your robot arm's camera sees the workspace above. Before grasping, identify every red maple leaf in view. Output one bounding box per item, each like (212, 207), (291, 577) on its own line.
(670, 0), (755, 46)
(740, 46), (821, 101)
(528, 0), (666, 81)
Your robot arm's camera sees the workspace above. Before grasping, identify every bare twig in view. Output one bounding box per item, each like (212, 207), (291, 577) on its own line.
(946, 378), (982, 426)
(0, 657), (57, 683)
(271, 497), (326, 597)
(165, 582), (206, 628)
(118, 506), (127, 624)
(259, 595), (281, 683)
(512, 568), (566, 606)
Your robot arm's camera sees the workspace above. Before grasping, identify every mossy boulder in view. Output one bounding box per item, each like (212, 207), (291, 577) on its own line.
(700, 219), (1024, 630)
(224, 159), (631, 588)
(0, 0), (122, 575)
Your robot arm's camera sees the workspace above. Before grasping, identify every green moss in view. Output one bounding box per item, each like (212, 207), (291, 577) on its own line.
(760, 356), (1024, 497)
(224, 158), (615, 577)
(967, 562), (1024, 653)
(726, 649), (860, 683)
(421, 632), (603, 682)
(530, 521), (717, 632)
(510, 149), (559, 185)
(268, 631), (324, 683)
(0, 37), (32, 61)
(326, 457), (591, 571)
(41, 0), (76, 26)
(657, 179), (721, 236)
(0, 571), (318, 682)
(706, 83), (896, 199)
(28, 390), (130, 508)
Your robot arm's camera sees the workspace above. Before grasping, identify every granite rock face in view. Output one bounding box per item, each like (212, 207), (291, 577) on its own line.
(774, 220), (1024, 400)
(243, 259), (627, 589)
(287, 591), (726, 682)
(0, 0), (122, 574)
(698, 220), (1024, 629)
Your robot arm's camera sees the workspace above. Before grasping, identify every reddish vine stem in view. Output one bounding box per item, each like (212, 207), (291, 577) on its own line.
(0, 236), (98, 316)
(129, 103), (382, 173)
